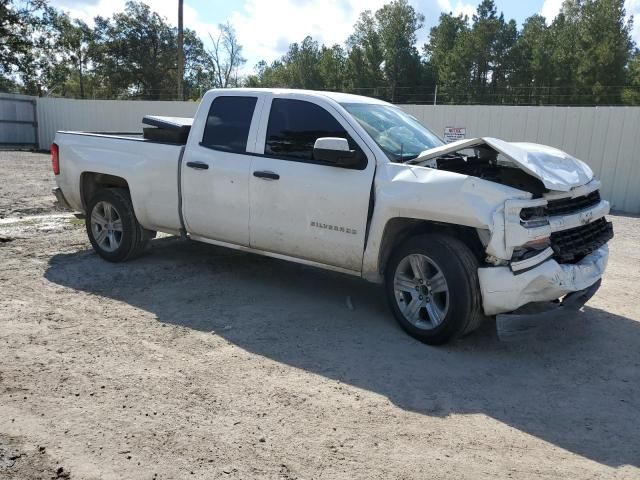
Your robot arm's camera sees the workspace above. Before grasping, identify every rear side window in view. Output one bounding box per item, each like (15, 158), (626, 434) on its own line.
(265, 98), (360, 162)
(201, 96), (257, 153)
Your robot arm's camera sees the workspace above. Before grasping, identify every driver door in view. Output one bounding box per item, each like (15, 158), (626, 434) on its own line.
(248, 96), (375, 272)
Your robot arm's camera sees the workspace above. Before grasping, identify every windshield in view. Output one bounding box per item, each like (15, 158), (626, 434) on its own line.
(341, 103), (444, 162)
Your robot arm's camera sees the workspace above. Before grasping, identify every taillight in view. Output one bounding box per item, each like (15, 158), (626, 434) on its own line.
(51, 143), (60, 175)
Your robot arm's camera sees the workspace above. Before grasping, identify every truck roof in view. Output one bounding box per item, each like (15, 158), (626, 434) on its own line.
(205, 88), (392, 106)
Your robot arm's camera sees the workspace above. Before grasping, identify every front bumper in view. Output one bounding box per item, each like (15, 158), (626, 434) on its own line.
(478, 245), (609, 316)
(494, 279), (602, 340)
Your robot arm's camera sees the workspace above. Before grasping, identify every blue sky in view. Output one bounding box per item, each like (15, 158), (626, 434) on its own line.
(50, 0), (640, 74)
(198, 1), (553, 28)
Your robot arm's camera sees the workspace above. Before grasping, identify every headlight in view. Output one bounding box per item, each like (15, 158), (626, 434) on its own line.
(511, 238), (554, 272)
(511, 236), (551, 262)
(519, 206), (549, 228)
(522, 236), (550, 250)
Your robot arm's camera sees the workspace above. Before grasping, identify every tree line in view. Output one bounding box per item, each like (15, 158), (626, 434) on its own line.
(1, 0), (639, 105)
(1, 0), (244, 99)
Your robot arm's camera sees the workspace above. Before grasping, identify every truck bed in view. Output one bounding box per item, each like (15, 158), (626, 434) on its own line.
(53, 130), (184, 233)
(57, 115), (194, 145)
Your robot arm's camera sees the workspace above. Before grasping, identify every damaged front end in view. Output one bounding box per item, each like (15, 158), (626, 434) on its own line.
(413, 137), (614, 318)
(478, 179), (612, 317)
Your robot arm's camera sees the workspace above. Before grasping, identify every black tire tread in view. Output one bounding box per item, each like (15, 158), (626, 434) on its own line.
(385, 233), (486, 344)
(439, 234), (486, 336)
(86, 187), (155, 262)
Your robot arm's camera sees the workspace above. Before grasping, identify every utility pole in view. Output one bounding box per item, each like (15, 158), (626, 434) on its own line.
(177, 0), (184, 100)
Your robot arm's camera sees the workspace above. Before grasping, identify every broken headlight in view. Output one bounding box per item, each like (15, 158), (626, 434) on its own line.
(511, 237), (550, 261)
(519, 205), (549, 228)
(510, 236), (553, 272)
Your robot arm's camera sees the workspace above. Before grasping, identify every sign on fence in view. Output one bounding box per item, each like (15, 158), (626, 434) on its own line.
(443, 126), (466, 143)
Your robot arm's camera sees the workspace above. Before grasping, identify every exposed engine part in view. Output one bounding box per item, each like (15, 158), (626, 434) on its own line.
(431, 152), (547, 196)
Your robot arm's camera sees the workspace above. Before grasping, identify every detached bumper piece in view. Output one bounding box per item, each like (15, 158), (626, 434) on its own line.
(495, 279), (602, 340)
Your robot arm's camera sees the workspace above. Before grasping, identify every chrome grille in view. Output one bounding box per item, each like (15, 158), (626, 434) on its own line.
(546, 190), (601, 216)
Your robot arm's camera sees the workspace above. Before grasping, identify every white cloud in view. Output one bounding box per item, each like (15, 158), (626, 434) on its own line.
(49, 0), (218, 45)
(228, 0), (390, 71)
(540, 0), (563, 23)
(628, 0), (640, 45)
(49, 0), (125, 23)
(50, 0), (396, 74)
(437, 0), (475, 19)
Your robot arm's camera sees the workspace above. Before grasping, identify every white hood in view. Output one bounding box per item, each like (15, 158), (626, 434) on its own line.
(413, 137), (594, 192)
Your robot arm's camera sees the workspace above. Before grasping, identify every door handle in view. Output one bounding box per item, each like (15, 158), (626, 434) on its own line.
(253, 171), (280, 180)
(186, 161), (209, 170)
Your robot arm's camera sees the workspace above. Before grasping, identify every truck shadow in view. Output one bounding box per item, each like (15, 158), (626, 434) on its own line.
(44, 236), (640, 468)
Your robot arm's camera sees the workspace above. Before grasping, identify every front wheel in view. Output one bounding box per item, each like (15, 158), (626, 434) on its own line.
(86, 188), (155, 262)
(385, 233), (485, 345)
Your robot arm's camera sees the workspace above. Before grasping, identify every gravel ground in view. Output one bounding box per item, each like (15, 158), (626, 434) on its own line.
(0, 151), (639, 480)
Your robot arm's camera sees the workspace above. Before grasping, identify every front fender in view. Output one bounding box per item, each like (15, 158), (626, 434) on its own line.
(361, 163), (531, 283)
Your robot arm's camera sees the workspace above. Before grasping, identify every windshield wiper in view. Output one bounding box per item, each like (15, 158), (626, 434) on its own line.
(389, 153), (419, 163)
(392, 145), (420, 163)
(400, 154), (419, 163)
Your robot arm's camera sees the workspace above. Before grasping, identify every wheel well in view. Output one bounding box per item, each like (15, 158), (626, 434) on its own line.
(80, 172), (129, 210)
(378, 218), (486, 275)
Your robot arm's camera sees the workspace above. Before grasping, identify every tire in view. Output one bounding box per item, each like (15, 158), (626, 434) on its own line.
(85, 188), (156, 262)
(384, 233), (485, 345)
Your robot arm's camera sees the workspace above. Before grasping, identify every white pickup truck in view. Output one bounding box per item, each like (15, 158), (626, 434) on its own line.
(51, 88), (613, 344)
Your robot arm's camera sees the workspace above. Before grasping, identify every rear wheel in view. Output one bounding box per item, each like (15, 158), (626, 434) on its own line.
(86, 188), (155, 262)
(385, 233), (485, 345)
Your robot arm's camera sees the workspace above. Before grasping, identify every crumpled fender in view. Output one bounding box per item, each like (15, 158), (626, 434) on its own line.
(361, 162), (531, 282)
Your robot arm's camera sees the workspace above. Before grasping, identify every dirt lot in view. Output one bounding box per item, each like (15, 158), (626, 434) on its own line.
(0, 151), (639, 480)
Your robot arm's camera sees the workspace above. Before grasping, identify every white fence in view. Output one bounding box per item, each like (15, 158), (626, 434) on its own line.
(0, 93), (638, 213)
(36, 97), (198, 148)
(0, 93), (38, 147)
(400, 105), (640, 214)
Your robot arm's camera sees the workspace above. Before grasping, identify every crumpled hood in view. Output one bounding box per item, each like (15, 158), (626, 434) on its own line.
(414, 137), (594, 192)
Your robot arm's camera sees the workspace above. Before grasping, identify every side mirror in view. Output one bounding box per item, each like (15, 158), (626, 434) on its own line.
(313, 137), (364, 169)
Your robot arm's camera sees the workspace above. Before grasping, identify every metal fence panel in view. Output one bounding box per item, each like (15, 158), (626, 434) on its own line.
(399, 105), (640, 213)
(3, 97), (638, 213)
(36, 98), (199, 149)
(0, 93), (37, 148)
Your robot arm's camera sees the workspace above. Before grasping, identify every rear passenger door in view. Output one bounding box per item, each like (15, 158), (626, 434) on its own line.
(248, 96), (375, 272)
(181, 93), (264, 246)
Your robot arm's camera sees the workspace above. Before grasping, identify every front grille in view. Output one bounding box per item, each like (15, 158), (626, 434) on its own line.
(546, 190), (601, 216)
(550, 218), (613, 263)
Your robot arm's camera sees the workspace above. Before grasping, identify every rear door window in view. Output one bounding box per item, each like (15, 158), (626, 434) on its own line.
(201, 96), (258, 153)
(265, 98), (362, 163)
